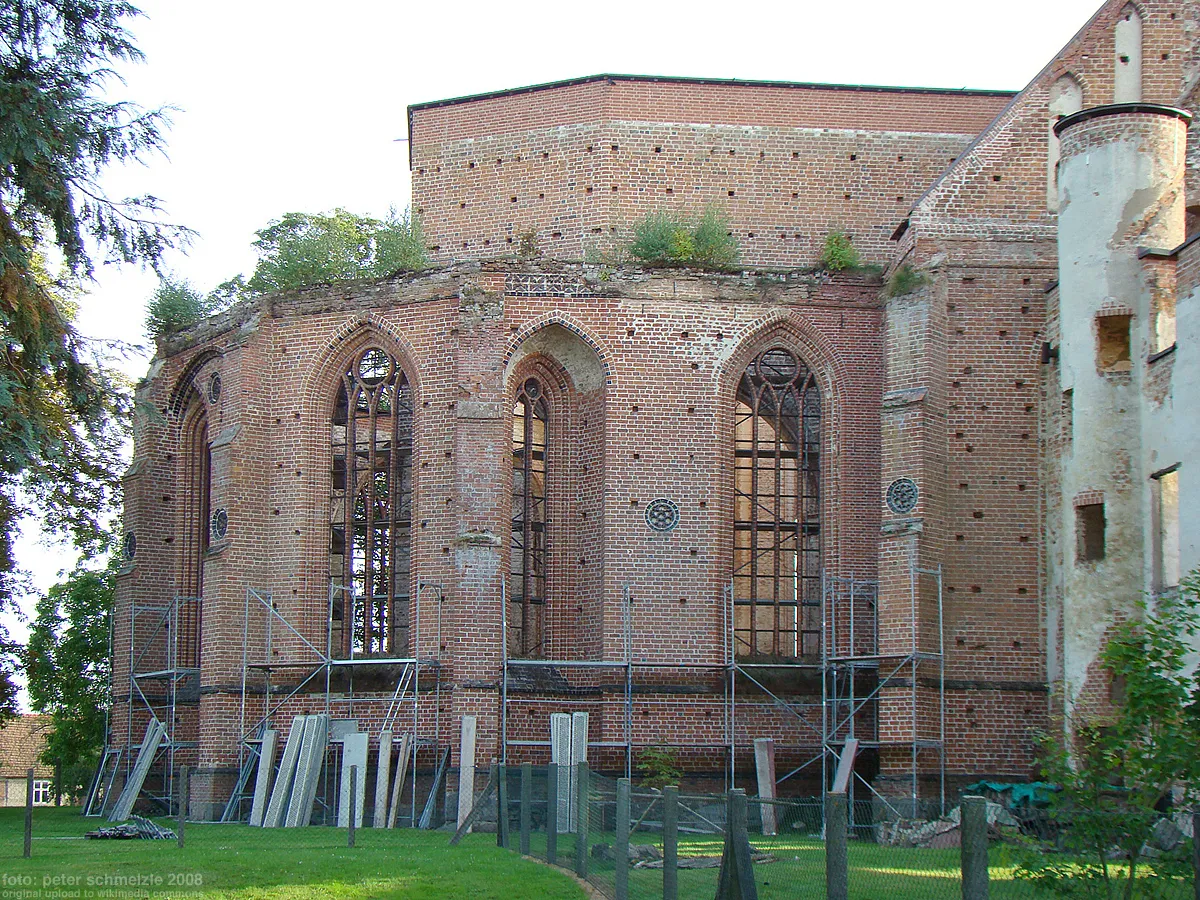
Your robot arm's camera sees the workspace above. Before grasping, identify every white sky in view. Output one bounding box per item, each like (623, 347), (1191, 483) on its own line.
(7, 0), (1107, 699)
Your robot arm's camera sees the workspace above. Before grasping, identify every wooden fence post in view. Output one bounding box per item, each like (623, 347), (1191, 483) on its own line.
(961, 795), (989, 900)
(615, 777), (631, 900)
(348, 766), (358, 848)
(825, 792), (848, 900)
(177, 766), (189, 849)
(23, 768), (33, 858)
(663, 785), (679, 900)
(520, 763), (531, 855)
(546, 763), (558, 865)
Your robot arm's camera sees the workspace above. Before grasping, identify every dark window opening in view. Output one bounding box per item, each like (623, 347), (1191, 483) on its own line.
(733, 347), (821, 659)
(510, 377), (548, 658)
(330, 347), (413, 658)
(1096, 315), (1132, 373)
(1076, 503), (1106, 563)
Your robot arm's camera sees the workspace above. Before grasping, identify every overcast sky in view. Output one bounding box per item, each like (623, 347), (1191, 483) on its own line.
(9, 0), (1107, 698)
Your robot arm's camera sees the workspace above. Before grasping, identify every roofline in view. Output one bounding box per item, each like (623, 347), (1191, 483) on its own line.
(409, 72), (1016, 113)
(405, 72), (1017, 165)
(901, 0), (1112, 227)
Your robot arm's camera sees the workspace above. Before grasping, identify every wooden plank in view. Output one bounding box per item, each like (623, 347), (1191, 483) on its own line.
(569, 712), (588, 832)
(109, 720), (165, 822)
(248, 729), (278, 827)
(263, 715), (307, 828)
(286, 714), (329, 827)
(337, 732), (368, 828)
(550, 713), (571, 833)
(387, 733), (412, 829)
(754, 737), (777, 836)
(455, 715), (477, 831)
(831, 738), (859, 795)
(372, 730), (392, 829)
(448, 766), (496, 846)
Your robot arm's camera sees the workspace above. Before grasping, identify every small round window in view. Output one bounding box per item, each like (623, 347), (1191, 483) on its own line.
(210, 508), (229, 541)
(645, 498), (681, 533)
(358, 348), (392, 385)
(208, 371), (222, 404)
(886, 478), (920, 515)
(757, 348), (799, 385)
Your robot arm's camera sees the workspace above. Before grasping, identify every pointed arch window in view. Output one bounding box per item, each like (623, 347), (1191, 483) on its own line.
(181, 395), (211, 599)
(330, 347), (413, 658)
(733, 347), (821, 658)
(510, 377), (548, 658)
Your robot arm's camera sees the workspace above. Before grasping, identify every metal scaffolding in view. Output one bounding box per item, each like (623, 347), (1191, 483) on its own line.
(500, 583), (731, 780)
(499, 564), (944, 814)
(87, 594), (201, 818)
(222, 581), (444, 824)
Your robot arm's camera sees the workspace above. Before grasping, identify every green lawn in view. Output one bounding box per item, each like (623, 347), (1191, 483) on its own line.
(522, 828), (1192, 900)
(0, 807), (587, 899)
(4, 808), (1190, 900)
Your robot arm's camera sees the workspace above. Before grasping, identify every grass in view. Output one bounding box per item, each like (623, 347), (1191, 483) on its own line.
(527, 830), (1031, 900)
(0, 807), (587, 899)
(522, 828), (1192, 900)
(7, 808), (1190, 900)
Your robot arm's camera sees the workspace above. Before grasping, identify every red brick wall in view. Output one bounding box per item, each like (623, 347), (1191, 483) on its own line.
(115, 262), (888, 806)
(893, 0), (1199, 786)
(410, 78), (1012, 268)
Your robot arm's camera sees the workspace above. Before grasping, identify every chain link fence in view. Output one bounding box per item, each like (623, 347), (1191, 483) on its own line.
(466, 764), (1197, 900)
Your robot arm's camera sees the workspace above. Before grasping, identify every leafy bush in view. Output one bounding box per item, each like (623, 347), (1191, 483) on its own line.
(245, 207), (428, 294)
(886, 264), (928, 297)
(818, 231), (861, 271)
(627, 207), (739, 270)
(145, 208), (429, 339)
(1015, 571), (1200, 898)
(636, 746), (683, 790)
(145, 278), (209, 338)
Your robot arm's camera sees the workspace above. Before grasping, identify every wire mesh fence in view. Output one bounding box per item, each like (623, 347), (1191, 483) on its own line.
(478, 765), (1197, 900)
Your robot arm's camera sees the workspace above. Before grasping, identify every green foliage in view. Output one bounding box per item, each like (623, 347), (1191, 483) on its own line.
(242, 207), (427, 295)
(25, 553), (114, 801)
(517, 230), (540, 258)
(144, 276), (208, 338)
(0, 0), (178, 721)
(627, 207), (739, 270)
(635, 746), (683, 790)
(886, 264), (928, 297)
(0, 1), (190, 275)
(145, 209), (428, 338)
(1016, 572), (1200, 898)
(818, 231), (861, 272)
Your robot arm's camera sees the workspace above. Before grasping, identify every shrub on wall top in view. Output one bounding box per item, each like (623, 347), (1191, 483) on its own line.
(627, 207), (739, 270)
(818, 231), (861, 272)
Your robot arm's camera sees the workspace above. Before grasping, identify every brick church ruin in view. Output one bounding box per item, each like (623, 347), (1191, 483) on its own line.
(102, 0), (1200, 822)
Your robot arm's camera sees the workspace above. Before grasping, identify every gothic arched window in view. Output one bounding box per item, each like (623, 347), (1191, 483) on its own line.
(181, 393), (211, 599)
(330, 347), (413, 658)
(510, 377), (548, 657)
(733, 347), (821, 659)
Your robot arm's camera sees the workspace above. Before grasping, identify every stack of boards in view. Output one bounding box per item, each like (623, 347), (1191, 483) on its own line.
(248, 715), (413, 829)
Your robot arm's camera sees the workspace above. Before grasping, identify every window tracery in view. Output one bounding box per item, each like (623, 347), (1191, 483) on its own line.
(330, 346), (413, 658)
(732, 347), (822, 658)
(510, 376), (548, 658)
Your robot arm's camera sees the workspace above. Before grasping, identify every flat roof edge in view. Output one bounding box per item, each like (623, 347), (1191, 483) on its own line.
(407, 72), (1017, 115)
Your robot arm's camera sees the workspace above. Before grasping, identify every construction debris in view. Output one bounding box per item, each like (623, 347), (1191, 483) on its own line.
(86, 816), (177, 841)
(878, 801), (1019, 848)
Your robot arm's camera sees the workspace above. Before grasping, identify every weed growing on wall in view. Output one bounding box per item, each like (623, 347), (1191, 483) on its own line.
(626, 207), (739, 270)
(818, 231), (861, 271)
(886, 264), (929, 297)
